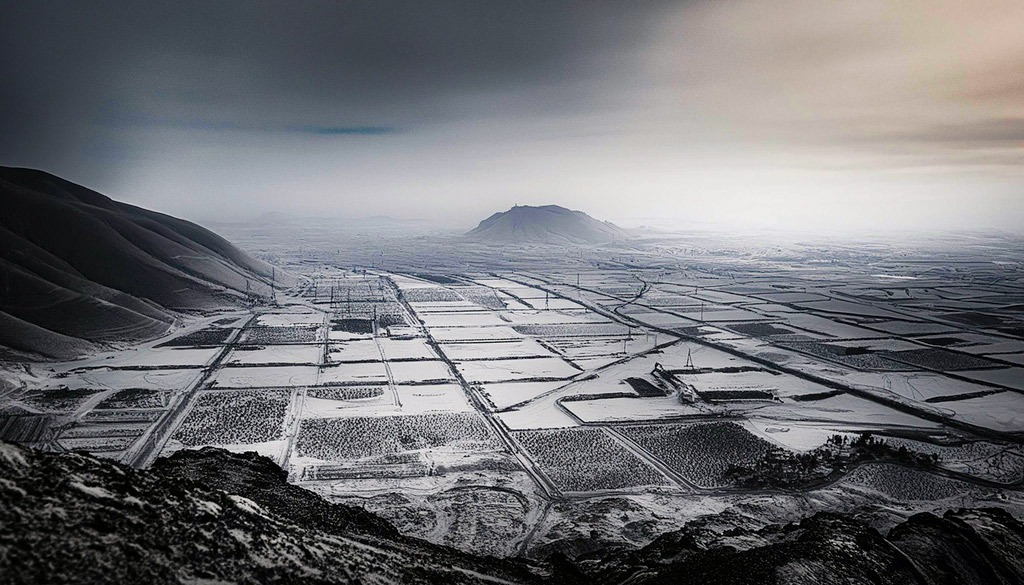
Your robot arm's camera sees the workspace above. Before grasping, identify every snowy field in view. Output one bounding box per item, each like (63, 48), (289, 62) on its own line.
(455, 357), (580, 383)
(6, 233), (1023, 557)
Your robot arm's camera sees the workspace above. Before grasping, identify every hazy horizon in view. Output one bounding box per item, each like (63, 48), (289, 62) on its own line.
(3, 1), (1023, 232)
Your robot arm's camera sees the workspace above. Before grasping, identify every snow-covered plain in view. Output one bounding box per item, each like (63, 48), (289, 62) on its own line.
(7, 232), (1024, 560)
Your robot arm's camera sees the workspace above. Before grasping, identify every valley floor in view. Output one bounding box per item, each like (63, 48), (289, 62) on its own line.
(3, 230), (1024, 557)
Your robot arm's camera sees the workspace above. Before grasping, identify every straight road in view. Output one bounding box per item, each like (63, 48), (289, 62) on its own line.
(600, 426), (698, 491)
(127, 313), (258, 468)
(384, 274), (564, 500)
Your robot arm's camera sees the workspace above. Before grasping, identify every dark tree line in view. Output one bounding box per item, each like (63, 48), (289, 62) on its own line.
(724, 432), (939, 489)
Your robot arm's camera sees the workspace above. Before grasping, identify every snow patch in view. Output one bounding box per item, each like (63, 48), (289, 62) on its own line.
(70, 481), (116, 500)
(229, 494), (266, 516)
(0, 442), (28, 467)
(195, 499), (223, 515)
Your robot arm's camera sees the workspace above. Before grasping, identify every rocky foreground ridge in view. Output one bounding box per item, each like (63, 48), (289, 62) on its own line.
(2, 441), (1023, 584)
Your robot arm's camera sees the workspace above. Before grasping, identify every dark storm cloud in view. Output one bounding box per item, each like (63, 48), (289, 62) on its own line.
(96, 107), (396, 136)
(2, 0), (1022, 232)
(0, 0), (668, 178)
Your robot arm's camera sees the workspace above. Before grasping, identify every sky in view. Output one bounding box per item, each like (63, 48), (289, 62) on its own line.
(2, 1), (1023, 232)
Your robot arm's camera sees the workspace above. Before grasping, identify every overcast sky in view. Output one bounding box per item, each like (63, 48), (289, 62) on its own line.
(2, 1), (1022, 232)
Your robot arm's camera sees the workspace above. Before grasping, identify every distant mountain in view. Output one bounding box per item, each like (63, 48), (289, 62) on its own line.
(3, 441), (1023, 585)
(466, 205), (629, 245)
(0, 167), (285, 359)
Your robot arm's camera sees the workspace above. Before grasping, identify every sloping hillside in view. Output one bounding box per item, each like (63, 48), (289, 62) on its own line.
(466, 205), (629, 245)
(0, 167), (283, 359)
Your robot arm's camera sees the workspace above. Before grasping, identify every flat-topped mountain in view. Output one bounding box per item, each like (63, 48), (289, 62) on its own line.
(0, 167), (285, 359)
(466, 204), (629, 245)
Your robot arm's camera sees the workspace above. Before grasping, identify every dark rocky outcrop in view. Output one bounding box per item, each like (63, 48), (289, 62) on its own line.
(0, 441), (549, 584)
(582, 507), (1024, 585)
(2, 441), (1022, 584)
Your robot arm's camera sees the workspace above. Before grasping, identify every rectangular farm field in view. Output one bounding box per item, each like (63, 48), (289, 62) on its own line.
(431, 326), (523, 342)
(512, 323), (628, 338)
(211, 366), (318, 388)
(99, 347), (220, 368)
(388, 360), (454, 384)
(880, 348), (998, 371)
(418, 312), (510, 328)
(94, 388), (170, 410)
(440, 339), (556, 361)
(226, 344), (321, 366)
(455, 357), (579, 383)
(329, 340), (384, 362)
(512, 428), (667, 492)
(318, 362), (389, 385)
(172, 389), (292, 447)
(157, 328), (234, 347)
(481, 381), (566, 410)
(376, 338), (439, 360)
(401, 287), (464, 302)
(294, 412), (500, 461)
(241, 326), (320, 344)
(395, 384), (472, 413)
(617, 422), (774, 488)
(256, 312), (324, 327)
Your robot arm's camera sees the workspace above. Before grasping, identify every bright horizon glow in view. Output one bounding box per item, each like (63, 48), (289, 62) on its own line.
(2, 1), (1022, 233)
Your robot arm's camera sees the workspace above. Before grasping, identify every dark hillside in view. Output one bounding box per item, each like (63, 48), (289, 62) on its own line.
(0, 167), (286, 358)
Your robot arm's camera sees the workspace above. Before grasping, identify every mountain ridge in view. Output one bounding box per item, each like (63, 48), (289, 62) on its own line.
(0, 166), (285, 359)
